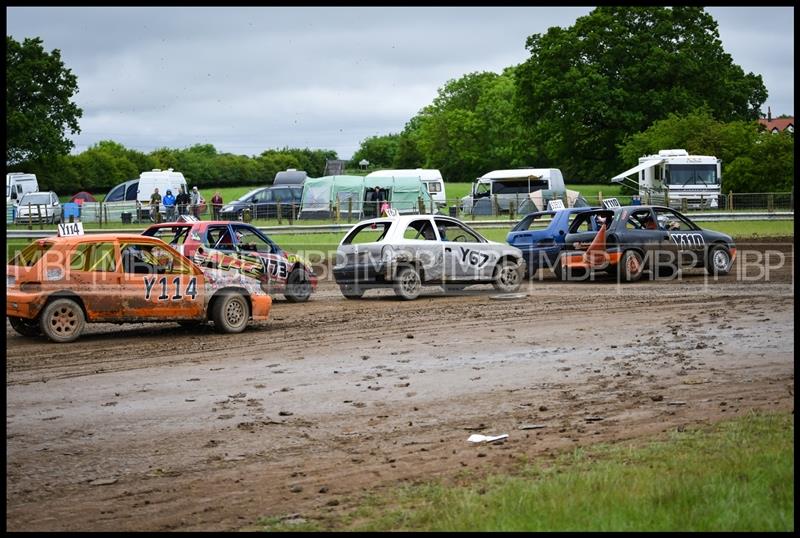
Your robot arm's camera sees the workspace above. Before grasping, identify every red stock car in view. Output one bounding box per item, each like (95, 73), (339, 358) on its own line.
(142, 221), (318, 302)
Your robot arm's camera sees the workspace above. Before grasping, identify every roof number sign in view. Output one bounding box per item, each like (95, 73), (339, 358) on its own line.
(385, 208), (400, 217)
(602, 198), (621, 209)
(58, 222), (84, 237)
(547, 199), (565, 211)
(178, 215), (200, 222)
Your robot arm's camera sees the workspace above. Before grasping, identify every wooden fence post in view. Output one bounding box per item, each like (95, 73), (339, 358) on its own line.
(347, 198), (353, 223)
(767, 193), (774, 212)
(728, 192), (734, 211)
(277, 201), (283, 225)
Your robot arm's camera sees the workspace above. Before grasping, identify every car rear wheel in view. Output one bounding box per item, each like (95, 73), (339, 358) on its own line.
(9, 315), (42, 337)
(492, 260), (522, 292)
(212, 293), (250, 333)
(284, 268), (312, 303)
(619, 250), (644, 282)
(706, 245), (733, 276)
(339, 284), (364, 299)
(394, 266), (422, 300)
(39, 298), (85, 343)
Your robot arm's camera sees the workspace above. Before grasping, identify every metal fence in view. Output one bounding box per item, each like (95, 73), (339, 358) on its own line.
(6, 191), (794, 227)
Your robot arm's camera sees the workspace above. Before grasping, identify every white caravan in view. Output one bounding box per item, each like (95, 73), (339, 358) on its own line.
(367, 169), (446, 207)
(136, 169), (188, 203)
(6, 173), (40, 204)
(611, 149), (721, 209)
(460, 168), (566, 215)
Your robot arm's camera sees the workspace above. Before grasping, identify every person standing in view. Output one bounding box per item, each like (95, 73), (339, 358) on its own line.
(149, 187), (162, 223)
(190, 186), (201, 218)
(176, 186), (189, 216)
(163, 189), (176, 221)
(211, 191), (223, 220)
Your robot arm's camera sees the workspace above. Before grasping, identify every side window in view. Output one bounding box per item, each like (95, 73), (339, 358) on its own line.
(434, 219), (481, 243)
(655, 208), (695, 232)
(404, 219), (437, 241)
(126, 183), (139, 201)
(71, 242), (116, 272)
(625, 209), (657, 230)
(208, 226), (235, 249)
(121, 243), (191, 275)
(233, 225), (274, 253)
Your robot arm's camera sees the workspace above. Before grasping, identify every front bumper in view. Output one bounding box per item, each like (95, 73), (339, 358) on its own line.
(250, 294), (272, 321)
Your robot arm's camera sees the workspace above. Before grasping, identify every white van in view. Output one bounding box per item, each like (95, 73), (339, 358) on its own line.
(7, 173), (40, 205)
(366, 169), (446, 207)
(136, 169), (188, 203)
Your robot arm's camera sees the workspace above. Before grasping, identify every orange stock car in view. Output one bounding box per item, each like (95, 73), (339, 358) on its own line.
(6, 233), (272, 343)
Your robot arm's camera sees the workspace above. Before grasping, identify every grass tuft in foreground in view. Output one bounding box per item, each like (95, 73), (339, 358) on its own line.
(257, 411), (793, 532)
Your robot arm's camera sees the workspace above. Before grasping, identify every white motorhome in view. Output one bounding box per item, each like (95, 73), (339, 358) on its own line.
(366, 169), (447, 207)
(611, 149), (721, 209)
(460, 168), (566, 215)
(6, 173), (40, 204)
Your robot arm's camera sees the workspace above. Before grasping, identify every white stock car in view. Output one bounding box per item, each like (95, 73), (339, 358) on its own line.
(333, 214), (526, 300)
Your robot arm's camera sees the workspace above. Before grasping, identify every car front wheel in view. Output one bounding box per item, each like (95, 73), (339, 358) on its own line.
(492, 260), (522, 292)
(284, 268), (312, 303)
(39, 298), (85, 343)
(706, 245), (733, 276)
(212, 293), (250, 333)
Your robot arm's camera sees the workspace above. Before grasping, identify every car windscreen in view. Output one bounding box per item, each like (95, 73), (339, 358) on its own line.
(19, 193), (52, 205)
(234, 188), (265, 203)
(9, 241), (54, 267)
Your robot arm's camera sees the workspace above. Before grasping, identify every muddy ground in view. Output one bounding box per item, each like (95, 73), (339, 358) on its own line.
(6, 240), (795, 531)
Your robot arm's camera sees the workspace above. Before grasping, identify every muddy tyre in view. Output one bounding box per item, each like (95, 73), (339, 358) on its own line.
(619, 250), (644, 282)
(9, 315), (42, 337)
(212, 293), (250, 334)
(39, 298), (85, 343)
(492, 260), (522, 292)
(339, 284), (365, 300)
(706, 245), (733, 276)
(284, 268), (313, 303)
(394, 266), (422, 300)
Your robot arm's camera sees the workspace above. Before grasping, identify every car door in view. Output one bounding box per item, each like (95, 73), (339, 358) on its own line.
(400, 218), (444, 282)
(231, 224), (287, 288)
(654, 207), (706, 268)
(66, 241), (122, 321)
(119, 240), (204, 321)
(253, 189), (274, 219)
(434, 218), (495, 281)
(617, 208), (664, 266)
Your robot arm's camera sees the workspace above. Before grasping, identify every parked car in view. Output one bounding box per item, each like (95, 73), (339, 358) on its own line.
(6, 234), (272, 343)
(14, 191), (61, 224)
(558, 205), (737, 281)
(220, 186), (303, 220)
(507, 207), (597, 278)
(333, 214), (526, 300)
(142, 220), (317, 302)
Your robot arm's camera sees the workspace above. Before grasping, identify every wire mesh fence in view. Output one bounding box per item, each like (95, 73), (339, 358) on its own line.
(6, 191), (794, 227)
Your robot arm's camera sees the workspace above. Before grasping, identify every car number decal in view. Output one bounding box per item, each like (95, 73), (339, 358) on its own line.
(264, 257), (289, 279)
(459, 247), (490, 267)
(144, 276), (198, 301)
(669, 233), (705, 248)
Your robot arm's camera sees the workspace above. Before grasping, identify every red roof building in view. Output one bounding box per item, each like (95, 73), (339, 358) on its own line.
(757, 107), (794, 134)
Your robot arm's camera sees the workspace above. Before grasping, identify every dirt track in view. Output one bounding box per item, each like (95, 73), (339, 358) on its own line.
(6, 240), (795, 531)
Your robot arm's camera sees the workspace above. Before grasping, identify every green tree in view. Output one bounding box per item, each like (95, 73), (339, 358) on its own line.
(350, 134), (400, 169)
(7, 36), (83, 164)
(515, 6), (768, 181)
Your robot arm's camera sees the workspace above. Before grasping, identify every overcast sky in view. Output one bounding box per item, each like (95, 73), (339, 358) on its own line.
(6, 6), (795, 160)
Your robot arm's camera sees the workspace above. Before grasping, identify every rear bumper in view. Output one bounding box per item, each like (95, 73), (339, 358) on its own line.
(333, 263), (387, 286)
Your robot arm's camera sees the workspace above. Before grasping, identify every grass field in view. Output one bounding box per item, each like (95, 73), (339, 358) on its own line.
(256, 411), (794, 532)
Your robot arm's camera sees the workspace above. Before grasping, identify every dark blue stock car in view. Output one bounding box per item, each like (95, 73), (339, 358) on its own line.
(506, 208), (598, 278)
